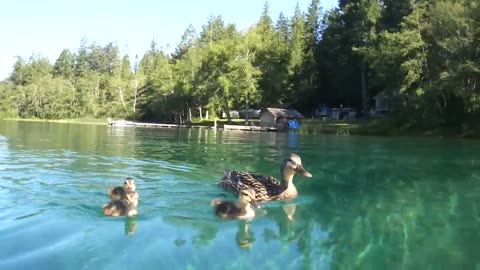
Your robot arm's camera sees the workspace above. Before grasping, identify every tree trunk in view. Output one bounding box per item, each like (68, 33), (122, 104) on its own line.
(224, 97), (232, 124)
(133, 79), (139, 117)
(206, 110), (209, 120)
(199, 107), (203, 121)
(118, 86), (128, 114)
(245, 94), (249, 125)
(188, 106), (192, 123)
(361, 58), (368, 114)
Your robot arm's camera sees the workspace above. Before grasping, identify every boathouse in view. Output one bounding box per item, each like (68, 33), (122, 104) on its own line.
(260, 108), (304, 129)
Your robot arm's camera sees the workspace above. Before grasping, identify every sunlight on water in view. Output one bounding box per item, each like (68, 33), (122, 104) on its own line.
(1, 120), (480, 269)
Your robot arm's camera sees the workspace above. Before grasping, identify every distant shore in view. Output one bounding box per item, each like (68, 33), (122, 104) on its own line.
(0, 117), (107, 125)
(2, 117), (478, 139)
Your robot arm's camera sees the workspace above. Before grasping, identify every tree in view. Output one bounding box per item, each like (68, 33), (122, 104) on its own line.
(9, 56), (28, 85)
(74, 37), (90, 78)
(287, 4), (307, 104)
(299, 0), (323, 111)
(174, 24), (198, 59)
(53, 49), (74, 80)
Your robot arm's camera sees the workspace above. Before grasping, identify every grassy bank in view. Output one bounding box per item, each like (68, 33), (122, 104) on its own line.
(1, 117), (108, 125)
(299, 118), (399, 136)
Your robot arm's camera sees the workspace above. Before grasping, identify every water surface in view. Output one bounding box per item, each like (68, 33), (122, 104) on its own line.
(0, 120), (479, 269)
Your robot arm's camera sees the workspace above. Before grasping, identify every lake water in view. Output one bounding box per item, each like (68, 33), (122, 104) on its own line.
(0, 120), (479, 270)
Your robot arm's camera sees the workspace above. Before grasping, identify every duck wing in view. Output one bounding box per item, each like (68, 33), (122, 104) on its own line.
(218, 170), (285, 201)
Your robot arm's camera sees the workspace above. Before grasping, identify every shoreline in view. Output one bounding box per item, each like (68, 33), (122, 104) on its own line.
(1, 117), (479, 139)
(0, 117), (107, 125)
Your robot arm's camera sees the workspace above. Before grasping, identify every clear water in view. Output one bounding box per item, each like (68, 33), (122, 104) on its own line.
(0, 120), (480, 270)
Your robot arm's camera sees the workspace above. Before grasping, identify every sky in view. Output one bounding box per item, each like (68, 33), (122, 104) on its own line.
(0, 0), (337, 80)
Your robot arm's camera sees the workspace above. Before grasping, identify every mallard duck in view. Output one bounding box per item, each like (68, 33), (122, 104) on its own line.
(103, 191), (139, 216)
(211, 188), (258, 220)
(109, 177), (136, 200)
(217, 153), (312, 201)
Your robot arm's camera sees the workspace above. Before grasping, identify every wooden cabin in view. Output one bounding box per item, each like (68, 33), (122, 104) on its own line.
(260, 108), (304, 129)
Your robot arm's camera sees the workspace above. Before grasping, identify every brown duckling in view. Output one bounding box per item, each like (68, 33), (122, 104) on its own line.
(109, 177), (136, 200)
(211, 188), (258, 220)
(103, 191), (139, 217)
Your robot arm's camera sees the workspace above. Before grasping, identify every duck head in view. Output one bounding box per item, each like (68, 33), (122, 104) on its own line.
(239, 188), (259, 208)
(123, 177), (136, 191)
(282, 153), (312, 178)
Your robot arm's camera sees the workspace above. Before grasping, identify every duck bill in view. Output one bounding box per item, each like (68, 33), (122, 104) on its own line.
(296, 165), (312, 178)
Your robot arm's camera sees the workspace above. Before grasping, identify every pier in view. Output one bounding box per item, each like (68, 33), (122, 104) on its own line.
(134, 122), (207, 129)
(223, 124), (279, 132)
(109, 120), (281, 132)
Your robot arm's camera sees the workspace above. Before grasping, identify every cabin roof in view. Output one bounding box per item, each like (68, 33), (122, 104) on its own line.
(263, 108), (304, 119)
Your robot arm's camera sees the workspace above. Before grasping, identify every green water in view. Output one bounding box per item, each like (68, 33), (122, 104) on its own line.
(0, 120), (479, 270)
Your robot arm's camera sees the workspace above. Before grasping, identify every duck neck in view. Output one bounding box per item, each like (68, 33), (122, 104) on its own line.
(280, 169), (295, 189)
(239, 202), (253, 216)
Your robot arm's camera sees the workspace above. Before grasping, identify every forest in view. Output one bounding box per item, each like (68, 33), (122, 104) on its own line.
(0, 0), (479, 133)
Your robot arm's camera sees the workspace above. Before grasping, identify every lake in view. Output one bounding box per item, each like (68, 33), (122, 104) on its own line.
(0, 120), (479, 270)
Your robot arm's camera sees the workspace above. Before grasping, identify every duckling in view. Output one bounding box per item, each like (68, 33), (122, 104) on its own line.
(103, 191), (139, 217)
(211, 188), (258, 220)
(217, 153), (312, 201)
(109, 177), (136, 200)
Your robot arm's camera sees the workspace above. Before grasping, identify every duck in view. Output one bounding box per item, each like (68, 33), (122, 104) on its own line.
(109, 177), (136, 200)
(103, 191), (139, 217)
(211, 188), (258, 220)
(217, 153), (312, 202)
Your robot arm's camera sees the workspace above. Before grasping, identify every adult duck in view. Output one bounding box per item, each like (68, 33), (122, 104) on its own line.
(217, 153), (312, 202)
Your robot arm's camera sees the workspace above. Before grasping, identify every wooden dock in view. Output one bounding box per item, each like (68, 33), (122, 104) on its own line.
(134, 122), (208, 129)
(109, 120), (282, 132)
(223, 124), (280, 132)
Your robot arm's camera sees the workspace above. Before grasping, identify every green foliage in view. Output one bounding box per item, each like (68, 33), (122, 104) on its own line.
(53, 49), (75, 80)
(0, 0), (479, 133)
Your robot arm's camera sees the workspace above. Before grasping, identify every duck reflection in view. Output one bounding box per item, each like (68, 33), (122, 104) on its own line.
(283, 202), (296, 221)
(263, 203), (305, 245)
(124, 216), (137, 235)
(236, 221), (256, 249)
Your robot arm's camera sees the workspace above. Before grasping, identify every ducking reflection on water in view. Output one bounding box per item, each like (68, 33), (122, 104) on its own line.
(124, 216), (137, 235)
(235, 221), (256, 249)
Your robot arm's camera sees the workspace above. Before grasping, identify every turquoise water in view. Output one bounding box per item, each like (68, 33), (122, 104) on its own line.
(0, 120), (480, 270)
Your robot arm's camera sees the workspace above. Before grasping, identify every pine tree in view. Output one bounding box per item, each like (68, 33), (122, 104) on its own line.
(174, 24), (197, 59)
(300, 0), (322, 111)
(287, 3), (307, 105)
(53, 49), (74, 80)
(74, 37), (90, 78)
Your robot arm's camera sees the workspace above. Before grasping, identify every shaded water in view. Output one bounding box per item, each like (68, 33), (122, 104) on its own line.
(0, 120), (480, 269)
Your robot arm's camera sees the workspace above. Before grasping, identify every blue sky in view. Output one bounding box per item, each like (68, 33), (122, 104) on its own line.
(0, 0), (337, 80)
